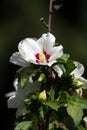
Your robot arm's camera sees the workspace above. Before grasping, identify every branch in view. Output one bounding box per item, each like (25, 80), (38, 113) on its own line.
(48, 0), (54, 32)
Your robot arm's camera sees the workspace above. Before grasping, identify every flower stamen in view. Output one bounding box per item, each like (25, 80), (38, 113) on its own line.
(35, 50), (50, 63)
(39, 53), (46, 62)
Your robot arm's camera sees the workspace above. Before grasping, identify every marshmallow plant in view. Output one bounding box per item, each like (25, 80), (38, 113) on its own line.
(7, 0), (87, 130)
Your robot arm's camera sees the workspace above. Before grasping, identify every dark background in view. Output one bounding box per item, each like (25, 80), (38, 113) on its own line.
(0, 0), (87, 129)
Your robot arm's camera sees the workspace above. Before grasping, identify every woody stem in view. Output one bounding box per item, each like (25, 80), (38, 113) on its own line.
(48, 0), (54, 32)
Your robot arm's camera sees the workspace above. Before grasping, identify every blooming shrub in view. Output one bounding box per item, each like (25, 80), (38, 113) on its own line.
(7, 32), (87, 130)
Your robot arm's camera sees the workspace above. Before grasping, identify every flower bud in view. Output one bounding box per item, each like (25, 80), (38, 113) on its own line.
(76, 80), (84, 87)
(38, 73), (45, 82)
(73, 79), (84, 88)
(39, 90), (46, 100)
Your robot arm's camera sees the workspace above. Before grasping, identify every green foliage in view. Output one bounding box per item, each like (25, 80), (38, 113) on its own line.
(67, 96), (87, 126)
(14, 121), (32, 130)
(10, 51), (87, 130)
(47, 86), (55, 100)
(65, 59), (76, 75)
(57, 91), (69, 106)
(44, 100), (59, 111)
(57, 53), (76, 75)
(16, 66), (42, 88)
(16, 66), (36, 88)
(57, 53), (70, 64)
(77, 125), (86, 130)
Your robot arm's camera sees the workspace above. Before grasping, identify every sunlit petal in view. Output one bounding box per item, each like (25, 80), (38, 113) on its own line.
(10, 33), (63, 66)
(53, 64), (65, 77)
(37, 33), (55, 51)
(71, 61), (84, 78)
(49, 45), (63, 62)
(10, 52), (29, 67)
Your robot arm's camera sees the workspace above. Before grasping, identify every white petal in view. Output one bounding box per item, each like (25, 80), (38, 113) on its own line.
(78, 77), (87, 87)
(7, 81), (40, 109)
(37, 33), (55, 51)
(53, 64), (65, 77)
(5, 92), (16, 97)
(18, 38), (41, 56)
(49, 45), (63, 62)
(13, 78), (18, 90)
(7, 95), (16, 108)
(16, 108), (24, 117)
(47, 61), (56, 66)
(10, 52), (29, 67)
(19, 81), (40, 96)
(71, 61), (84, 78)
(7, 95), (24, 108)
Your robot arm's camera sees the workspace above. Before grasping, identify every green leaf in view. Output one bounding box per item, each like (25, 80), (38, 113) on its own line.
(49, 122), (56, 130)
(16, 66), (37, 88)
(14, 121), (32, 130)
(57, 53), (70, 64)
(32, 66), (43, 81)
(16, 66), (42, 88)
(44, 100), (59, 111)
(39, 106), (45, 120)
(48, 87), (55, 100)
(65, 59), (76, 75)
(16, 66), (36, 78)
(57, 54), (76, 75)
(57, 91), (69, 106)
(19, 77), (28, 88)
(67, 96), (87, 126)
(77, 125), (86, 130)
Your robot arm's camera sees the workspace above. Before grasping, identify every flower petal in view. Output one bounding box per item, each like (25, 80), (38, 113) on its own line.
(7, 79), (41, 109)
(7, 95), (24, 108)
(78, 77), (87, 88)
(18, 81), (40, 97)
(16, 108), (24, 117)
(53, 64), (65, 77)
(18, 38), (41, 56)
(71, 61), (84, 78)
(49, 45), (63, 62)
(37, 33), (55, 51)
(10, 52), (29, 67)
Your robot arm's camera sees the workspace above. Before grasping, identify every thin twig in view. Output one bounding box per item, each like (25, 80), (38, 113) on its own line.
(40, 18), (48, 28)
(48, 0), (56, 32)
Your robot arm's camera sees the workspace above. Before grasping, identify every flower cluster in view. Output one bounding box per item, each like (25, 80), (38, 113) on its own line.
(7, 33), (87, 130)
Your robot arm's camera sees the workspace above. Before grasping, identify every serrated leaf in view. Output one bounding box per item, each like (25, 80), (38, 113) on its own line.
(48, 87), (55, 100)
(67, 96), (87, 126)
(57, 53), (70, 64)
(65, 59), (76, 74)
(77, 125), (86, 130)
(32, 66), (43, 81)
(49, 122), (56, 130)
(57, 91), (69, 106)
(39, 106), (45, 120)
(16, 67), (37, 88)
(19, 77), (28, 88)
(16, 66), (36, 78)
(16, 66), (42, 88)
(45, 100), (59, 111)
(14, 121), (32, 130)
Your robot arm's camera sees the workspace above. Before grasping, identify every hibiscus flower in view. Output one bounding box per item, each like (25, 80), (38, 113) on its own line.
(10, 33), (63, 66)
(53, 61), (87, 87)
(6, 78), (40, 116)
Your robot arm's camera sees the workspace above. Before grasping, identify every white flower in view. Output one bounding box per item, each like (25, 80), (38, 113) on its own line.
(83, 116), (87, 128)
(6, 78), (40, 116)
(10, 33), (63, 66)
(71, 62), (87, 87)
(53, 61), (87, 87)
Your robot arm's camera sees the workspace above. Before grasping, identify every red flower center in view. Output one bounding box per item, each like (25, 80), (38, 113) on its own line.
(35, 50), (50, 63)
